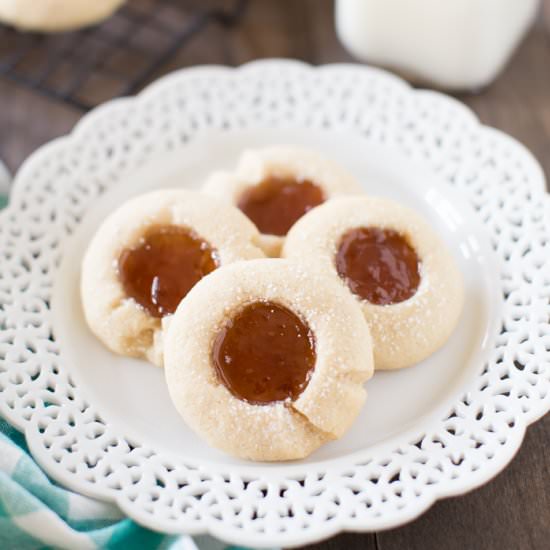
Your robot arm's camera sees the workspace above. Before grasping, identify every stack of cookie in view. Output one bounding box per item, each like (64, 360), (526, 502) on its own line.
(81, 146), (464, 461)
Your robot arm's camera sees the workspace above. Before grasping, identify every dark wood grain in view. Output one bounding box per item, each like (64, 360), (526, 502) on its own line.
(0, 2), (549, 550)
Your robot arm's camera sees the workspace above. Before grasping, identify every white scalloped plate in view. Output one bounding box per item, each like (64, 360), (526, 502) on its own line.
(52, 127), (500, 465)
(1, 61), (549, 549)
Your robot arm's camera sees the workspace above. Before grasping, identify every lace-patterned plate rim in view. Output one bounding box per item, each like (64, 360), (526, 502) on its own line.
(0, 60), (548, 548)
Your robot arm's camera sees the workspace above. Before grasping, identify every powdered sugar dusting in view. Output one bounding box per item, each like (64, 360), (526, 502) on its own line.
(284, 196), (465, 369)
(164, 258), (373, 460)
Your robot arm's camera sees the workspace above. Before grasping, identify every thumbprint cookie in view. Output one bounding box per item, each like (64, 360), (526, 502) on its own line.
(81, 189), (265, 367)
(283, 197), (464, 370)
(202, 146), (364, 256)
(164, 259), (374, 461)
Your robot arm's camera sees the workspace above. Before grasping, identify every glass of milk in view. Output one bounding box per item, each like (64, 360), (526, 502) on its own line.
(336, 0), (540, 90)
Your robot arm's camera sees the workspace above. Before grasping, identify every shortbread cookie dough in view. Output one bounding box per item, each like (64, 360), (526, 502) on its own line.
(0, 0), (125, 32)
(164, 259), (374, 461)
(81, 189), (265, 367)
(202, 146), (364, 256)
(283, 197), (464, 370)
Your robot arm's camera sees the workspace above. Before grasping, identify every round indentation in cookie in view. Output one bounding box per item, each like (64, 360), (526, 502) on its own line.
(335, 227), (421, 305)
(119, 225), (218, 318)
(283, 196), (464, 371)
(237, 175), (325, 236)
(81, 189), (265, 367)
(212, 301), (316, 404)
(164, 259), (374, 461)
(202, 146), (364, 256)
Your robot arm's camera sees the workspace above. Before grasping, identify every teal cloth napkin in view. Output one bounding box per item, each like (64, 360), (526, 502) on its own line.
(0, 175), (261, 550)
(0, 419), (193, 550)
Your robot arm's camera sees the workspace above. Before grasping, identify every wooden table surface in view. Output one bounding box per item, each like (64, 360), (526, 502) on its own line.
(1, 2), (549, 549)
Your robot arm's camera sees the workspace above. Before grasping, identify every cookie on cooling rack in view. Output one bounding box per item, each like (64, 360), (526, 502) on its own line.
(0, 0), (125, 32)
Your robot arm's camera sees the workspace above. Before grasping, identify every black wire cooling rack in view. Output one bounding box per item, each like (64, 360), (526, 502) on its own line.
(0, 0), (248, 111)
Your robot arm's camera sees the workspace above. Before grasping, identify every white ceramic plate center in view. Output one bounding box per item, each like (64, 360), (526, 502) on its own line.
(52, 128), (500, 467)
